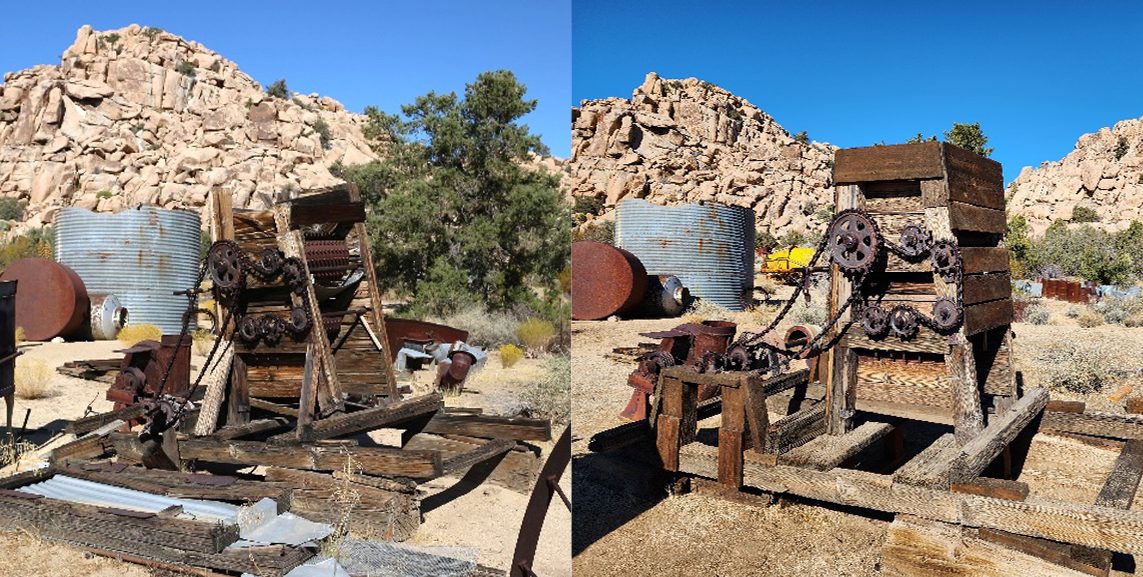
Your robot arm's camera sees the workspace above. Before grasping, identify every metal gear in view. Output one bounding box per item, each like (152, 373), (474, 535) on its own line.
(930, 297), (962, 332)
(930, 240), (960, 282)
(282, 257), (307, 295)
(207, 240), (245, 291)
(725, 344), (752, 371)
(261, 314), (285, 345)
(237, 315), (261, 345)
(861, 304), (889, 337)
(250, 247), (284, 279)
(898, 224), (932, 259)
(827, 210), (880, 275)
(889, 305), (919, 339)
(287, 305), (311, 338)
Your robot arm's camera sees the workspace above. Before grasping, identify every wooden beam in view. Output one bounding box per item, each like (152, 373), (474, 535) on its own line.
(1041, 410), (1143, 441)
(951, 477), (1030, 502)
(302, 393), (442, 442)
(949, 387), (1049, 483)
(440, 438), (516, 476)
(289, 202), (366, 227)
(781, 421), (894, 470)
(894, 432), (960, 486)
(679, 442), (1143, 555)
(179, 438), (443, 479)
(249, 398), (299, 418)
(767, 402), (826, 454)
(833, 142), (944, 183)
(67, 405), (145, 436)
(1096, 439), (1143, 510)
(421, 412), (551, 442)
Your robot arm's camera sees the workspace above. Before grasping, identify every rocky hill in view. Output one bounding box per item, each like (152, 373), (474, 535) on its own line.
(1008, 118), (1143, 235)
(570, 72), (836, 239)
(0, 24), (381, 232)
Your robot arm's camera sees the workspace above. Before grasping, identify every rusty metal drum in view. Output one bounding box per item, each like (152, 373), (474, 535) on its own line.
(0, 258), (89, 341)
(88, 294), (128, 340)
(571, 241), (649, 320)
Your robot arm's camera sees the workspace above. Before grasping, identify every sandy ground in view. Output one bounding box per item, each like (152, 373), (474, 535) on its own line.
(570, 287), (1143, 577)
(0, 339), (571, 577)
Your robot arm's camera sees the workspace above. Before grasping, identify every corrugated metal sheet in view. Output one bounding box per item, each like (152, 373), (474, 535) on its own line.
(56, 206), (201, 334)
(616, 199), (754, 311)
(19, 475), (238, 521)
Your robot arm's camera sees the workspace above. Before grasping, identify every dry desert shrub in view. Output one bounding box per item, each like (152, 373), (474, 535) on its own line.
(683, 299), (732, 324)
(520, 354), (570, 425)
(1036, 341), (1113, 395)
(1024, 301), (1051, 325)
(117, 323), (162, 346)
(427, 306), (517, 348)
(517, 318), (556, 352)
(1099, 295), (1143, 325)
(499, 343), (524, 368)
(13, 326), (24, 342)
(15, 358), (52, 399)
(1077, 308), (1104, 328)
(191, 328), (215, 356)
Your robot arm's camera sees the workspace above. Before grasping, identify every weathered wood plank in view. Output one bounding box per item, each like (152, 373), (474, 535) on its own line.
(766, 402), (826, 454)
(949, 201), (1007, 234)
(307, 393), (442, 441)
(951, 477), (1030, 502)
(845, 323), (949, 355)
(944, 144), (1005, 210)
(1040, 410), (1143, 441)
(781, 421), (894, 470)
(290, 202), (366, 227)
(403, 434), (538, 493)
(420, 413), (550, 442)
(855, 354), (952, 410)
(965, 298), (1014, 337)
(963, 273), (1012, 306)
(947, 387), (1048, 484)
(962, 247), (1010, 274)
(833, 142), (944, 184)
(884, 515), (1106, 577)
(440, 438), (516, 476)
(679, 442), (1143, 555)
(1095, 440), (1143, 510)
(179, 438), (443, 479)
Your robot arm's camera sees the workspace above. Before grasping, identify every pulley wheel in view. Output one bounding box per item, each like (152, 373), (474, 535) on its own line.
(889, 305), (919, 339)
(931, 298), (962, 332)
(208, 242), (244, 290)
(860, 305), (889, 337)
(827, 211), (879, 273)
(237, 316), (260, 344)
(931, 240), (960, 281)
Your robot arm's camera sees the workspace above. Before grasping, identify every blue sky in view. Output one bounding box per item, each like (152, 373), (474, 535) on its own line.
(574, 1), (1143, 183)
(0, 0), (571, 157)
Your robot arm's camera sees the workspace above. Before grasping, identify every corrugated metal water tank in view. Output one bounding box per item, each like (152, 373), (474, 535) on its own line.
(616, 199), (754, 311)
(56, 206), (200, 334)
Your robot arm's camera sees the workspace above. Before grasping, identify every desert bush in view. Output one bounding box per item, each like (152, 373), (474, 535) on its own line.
(572, 220), (614, 245)
(0, 198), (24, 221)
(556, 266), (571, 295)
(14, 327), (24, 342)
(266, 79), (289, 99)
(176, 61), (196, 77)
(1099, 295), (1143, 325)
(1066, 305), (1080, 318)
(117, 323), (162, 346)
(519, 354), (570, 425)
(1077, 308), (1104, 328)
(15, 358), (52, 399)
(192, 328), (215, 356)
(426, 306), (518, 348)
(1071, 206), (1100, 223)
(682, 299), (732, 324)
(573, 195), (603, 217)
(517, 318), (556, 351)
(793, 131), (810, 145)
(1037, 342), (1113, 395)
(1116, 136), (1130, 161)
(0, 436), (37, 467)
(312, 118), (332, 149)
(755, 229), (778, 251)
(1126, 314), (1143, 328)
(1025, 302), (1051, 325)
(499, 344), (524, 368)
(1024, 220), (1135, 285)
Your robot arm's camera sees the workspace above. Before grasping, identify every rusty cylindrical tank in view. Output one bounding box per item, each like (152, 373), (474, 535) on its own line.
(571, 241), (649, 320)
(0, 258), (89, 341)
(88, 294), (128, 340)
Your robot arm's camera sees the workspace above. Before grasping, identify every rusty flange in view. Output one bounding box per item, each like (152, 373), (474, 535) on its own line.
(571, 242), (649, 321)
(0, 258), (89, 341)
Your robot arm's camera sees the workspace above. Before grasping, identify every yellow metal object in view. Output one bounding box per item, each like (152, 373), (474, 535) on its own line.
(761, 247), (815, 273)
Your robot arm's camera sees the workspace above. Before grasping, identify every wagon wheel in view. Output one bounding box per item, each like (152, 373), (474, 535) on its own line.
(510, 427), (571, 577)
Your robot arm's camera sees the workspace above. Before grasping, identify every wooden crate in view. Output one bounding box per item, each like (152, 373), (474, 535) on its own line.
(829, 142), (1015, 440)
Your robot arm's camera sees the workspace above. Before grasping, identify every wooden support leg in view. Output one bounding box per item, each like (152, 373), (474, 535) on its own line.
(719, 386), (745, 488)
(656, 375), (693, 472)
(950, 342), (985, 443)
(225, 355), (249, 427)
(295, 342), (318, 443)
(827, 347), (855, 435)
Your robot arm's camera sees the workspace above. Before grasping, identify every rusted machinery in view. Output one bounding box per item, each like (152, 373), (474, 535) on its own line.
(572, 241), (687, 320)
(106, 336), (191, 410)
(0, 258), (128, 341)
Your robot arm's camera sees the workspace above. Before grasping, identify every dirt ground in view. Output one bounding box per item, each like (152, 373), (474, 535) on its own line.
(0, 339), (570, 577)
(570, 288), (1143, 577)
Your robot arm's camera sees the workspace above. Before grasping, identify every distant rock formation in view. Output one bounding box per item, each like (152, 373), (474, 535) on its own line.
(1009, 118), (1143, 234)
(569, 72), (836, 239)
(0, 24), (380, 232)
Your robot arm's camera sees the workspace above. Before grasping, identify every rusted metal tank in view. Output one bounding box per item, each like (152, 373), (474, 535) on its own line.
(55, 206), (201, 334)
(641, 275), (688, 317)
(0, 258), (89, 341)
(616, 199), (755, 311)
(384, 318), (470, 363)
(571, 241), (649, 320)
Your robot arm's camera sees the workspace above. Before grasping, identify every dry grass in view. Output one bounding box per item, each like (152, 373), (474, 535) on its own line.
(499, 344), (524, 368)
(427, 306), (517, 347)
(1077, 308), (1104, 328)
(0, 436), (37, 467)
(14, 358), (52, 399)
(682, 299), (733, 324)
(13, 326), (24, 342)
(192, 328), (215, 356)
(519, 354), (570, 425)
(117, 323), (162, 346)
(517, 318), (556, 351)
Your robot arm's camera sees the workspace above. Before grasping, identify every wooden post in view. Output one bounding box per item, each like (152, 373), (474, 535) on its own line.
(826, 184), (862, 435)
(719, 385), (745, 488)
(225, 354), (249, 427)
(295, 341), (318, 442)
(344, 184), (399, 397)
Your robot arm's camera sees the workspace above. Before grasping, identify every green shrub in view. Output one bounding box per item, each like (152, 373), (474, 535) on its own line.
(516, 318), (556, 351)
(0, 198), (24, 221)
(572, 195), (603, 217)
(1100, 295), (1143, 325)
(141, 26), (163, 39)
(793, 130), (810, 145)
(176, 61), (196, 77)
(755, 230), (778, 250)
(312, 118), (332, 149)
(1115, 136), (1130, 161)
(499, 344), (524, 368)
(266, 79), (289, 99)
(1028, 220), (1136, 285)
(519, 355), (570, 425)
(95, 190), (113, 199)
(1071, 206), (1100, 223)
(572, 220), (614, 245)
